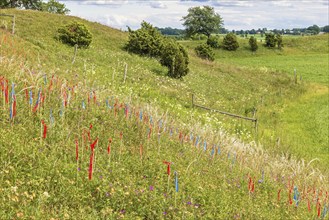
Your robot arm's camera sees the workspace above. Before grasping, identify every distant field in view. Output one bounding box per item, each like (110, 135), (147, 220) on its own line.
(223, 53), (328, 84)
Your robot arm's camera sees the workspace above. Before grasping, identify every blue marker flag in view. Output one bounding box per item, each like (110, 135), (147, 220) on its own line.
(82, 101), (86, 109)
(139, 110), (143, 121)
(211, 147), (214, 156)
(175, 171), (178, 192)
(29, 90), (33, 105)
(11, 83), (15, 97)
(293, 186), (298, 201)
(195, 136), (199, 147)
(105, 99), (110, 108)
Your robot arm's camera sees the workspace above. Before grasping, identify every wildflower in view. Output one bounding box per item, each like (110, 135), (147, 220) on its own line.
(43, 191), (50, 198)
(149, 185), (154, 191)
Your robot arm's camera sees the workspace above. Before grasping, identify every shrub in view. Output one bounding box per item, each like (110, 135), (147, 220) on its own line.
(160, 39), (189, 78)
(222, 33), (239, 51)
(57, 22), (92, 47)
(125, 21), (163, 57)
(125, 21), (189, 78)
(265, 33), (276, 48)
(190, 33), (207, 41)
(276, 34), (283, 49)
(195, 44), (215, 61)
(249, 36), (258, 52)
(206, 35), (220, 48)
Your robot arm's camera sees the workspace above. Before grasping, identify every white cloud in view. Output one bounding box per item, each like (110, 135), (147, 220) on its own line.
(150, 1), (167, 9)
(59, 0), (329, 31)
(80, 0), (128, 6)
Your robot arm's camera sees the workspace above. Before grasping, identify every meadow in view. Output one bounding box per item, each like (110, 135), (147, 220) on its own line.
(0, 9), (328, 219)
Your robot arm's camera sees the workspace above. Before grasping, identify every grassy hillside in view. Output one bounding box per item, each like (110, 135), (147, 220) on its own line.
(0, 9), (328, 219)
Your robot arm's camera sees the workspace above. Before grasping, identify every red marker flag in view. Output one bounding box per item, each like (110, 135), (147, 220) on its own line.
(41, 120), (47, 139)
(278, 189), (282, 201)
(88, 138), (98, 180)
(163, 161), (171, 175)
(75, 139), (79, 161)
(5, 80), (9, 104)
(317, 202), (321, 217)
(107, 138), (112, 155)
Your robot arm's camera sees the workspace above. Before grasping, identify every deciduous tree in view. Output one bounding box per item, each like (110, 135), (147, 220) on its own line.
(182, 6), (223, 39)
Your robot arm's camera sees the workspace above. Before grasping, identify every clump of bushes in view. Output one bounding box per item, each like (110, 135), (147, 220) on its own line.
(195, 44), (215, 61)
(265, 33), (283, 49)
(125, 21), (189, 78)
(206, 35), (220, 48)
(222, 33), (239, 51)
(57, 21), (92, 48)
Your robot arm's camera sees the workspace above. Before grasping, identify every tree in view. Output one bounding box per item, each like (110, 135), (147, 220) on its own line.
(222, 33), (239, 51)
(249, 36), (258, 52)
(307, 25), (320, 35)
(182, 6), (223, 39)
(323, 25), (329, 33)
(265, 33), (276, 48)
(0, 0), (42, 9)
(41, 0), (70, 14)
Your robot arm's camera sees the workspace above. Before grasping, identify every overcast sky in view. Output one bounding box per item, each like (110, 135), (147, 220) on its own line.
(58, 0), (328, 31)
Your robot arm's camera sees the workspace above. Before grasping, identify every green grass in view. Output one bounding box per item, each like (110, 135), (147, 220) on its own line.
(0, 9), (328, 219)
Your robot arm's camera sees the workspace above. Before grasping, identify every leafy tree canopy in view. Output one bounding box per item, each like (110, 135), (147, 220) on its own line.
(0, 0), (70, 14)
(182, 6), (223, 38)
(41, 0), (70, 14)
(0, 0), (42, 9)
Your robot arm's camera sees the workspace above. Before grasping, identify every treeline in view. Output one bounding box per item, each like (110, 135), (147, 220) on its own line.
(0, 0), (70, 14)
(156, 25), (328, 36)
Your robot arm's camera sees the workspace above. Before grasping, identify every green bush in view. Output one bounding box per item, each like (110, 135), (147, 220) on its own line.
(160, 39), (189, 78)
(126, 22), (189, 79)
(249, 36), (258, 52)
(222, 33), (239, 51)
(195, 44), (215, 61)
(190, 33), (208, 41)
(125, 21), (163, 57)
(265, 33), (276, 48)
(206, 36), (220, 48)
(57, 22), (92, 47)
(276, 34), (283, 49)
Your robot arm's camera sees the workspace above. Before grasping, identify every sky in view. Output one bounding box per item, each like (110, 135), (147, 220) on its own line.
(58, 0), (329, 31)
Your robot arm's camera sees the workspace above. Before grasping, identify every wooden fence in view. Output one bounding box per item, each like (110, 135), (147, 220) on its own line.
(191, 94), (258, 130)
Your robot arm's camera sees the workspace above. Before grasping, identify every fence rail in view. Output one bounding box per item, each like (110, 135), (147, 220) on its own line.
(191, 94), (258, 128)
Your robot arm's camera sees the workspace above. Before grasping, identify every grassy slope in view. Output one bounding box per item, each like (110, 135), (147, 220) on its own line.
(0, 9), (328, 219)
